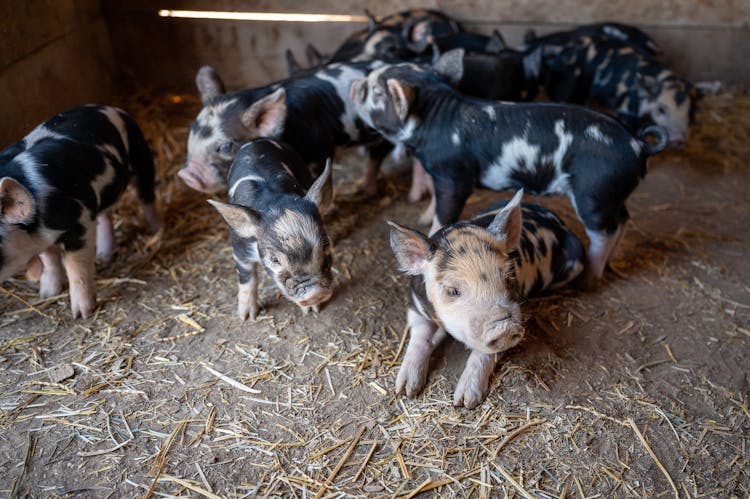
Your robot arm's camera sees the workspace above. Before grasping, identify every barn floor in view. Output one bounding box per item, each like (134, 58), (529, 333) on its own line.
(1, 90), (749, 498)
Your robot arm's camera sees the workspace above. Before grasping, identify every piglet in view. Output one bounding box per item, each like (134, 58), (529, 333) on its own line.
(0, 105), (159, 318)
(388, 191), (584, 408)
(208, 139), (334, 320)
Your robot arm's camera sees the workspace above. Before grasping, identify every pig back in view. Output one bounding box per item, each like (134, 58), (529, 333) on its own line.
(473, 201), (584, 297)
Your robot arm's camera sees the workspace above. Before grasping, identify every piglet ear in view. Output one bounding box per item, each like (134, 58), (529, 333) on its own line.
(386, 79), (414, 123)
(305, 159), (334, 215)
(523, 28), (537, 44)
(433, 48), (464, 86)
(306, 43), (323, 66)
(487, 189), (524, 250)
(0, 177), (35, 224)
(365, 9), (378, 32)
(487, 30), (507, 53)
(196, 66), (226, 105)
(241, 88), (287, 138)
(285, 49), (302, 77)
(387, 220), (435, 275)
(208, 199), (260, 239)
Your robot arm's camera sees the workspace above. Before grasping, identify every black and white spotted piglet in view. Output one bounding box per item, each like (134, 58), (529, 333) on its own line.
(351, 63), (668, 285)
(0, 105), (159, 318)
(389, 191), (584, 408)
(208, 139), (334, 320)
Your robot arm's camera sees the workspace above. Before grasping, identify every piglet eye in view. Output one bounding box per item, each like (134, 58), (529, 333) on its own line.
(270, 256), (280, 265)
(218, 142), (234, 155)
(445, 286), (461, 298)
(655, 104), (667, 116)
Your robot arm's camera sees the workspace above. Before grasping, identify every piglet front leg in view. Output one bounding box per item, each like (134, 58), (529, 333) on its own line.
(453, 350), (498, 409)
(63, 227), (97, 319)
(396, 308), (447, 397)
(236, 261), (259, 320)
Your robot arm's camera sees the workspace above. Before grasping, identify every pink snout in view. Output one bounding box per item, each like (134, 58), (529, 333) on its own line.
(178, 162), (224, 194)
(296, 284), (333, 307)
(483, 318), (524, 353)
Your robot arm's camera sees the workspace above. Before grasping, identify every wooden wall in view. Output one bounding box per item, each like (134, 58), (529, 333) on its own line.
(0, 1), (117, 144)
(102, 0), (750, 93)
(1, 0), (748, 144)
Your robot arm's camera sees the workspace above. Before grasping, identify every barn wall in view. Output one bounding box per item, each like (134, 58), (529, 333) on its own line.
(1, 1), (747, 145)
(0, 1), (117, 145)
(103, 0), (750, 94)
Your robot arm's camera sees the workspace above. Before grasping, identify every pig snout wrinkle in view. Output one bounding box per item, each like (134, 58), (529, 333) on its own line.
(297, 284), (332, 307)
(178, 168), (206, 191)
(486, 329), (524, 352)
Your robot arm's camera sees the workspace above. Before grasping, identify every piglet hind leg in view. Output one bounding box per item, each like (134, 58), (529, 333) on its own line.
(38, 246), (66, 298)
(408, 158), (430, 203)
(396, 308), (447, 398)
(63, 226), (98, 319)
(96, 212), (115, 263)
(237, 262), (259, 321)
(453, 350), (498, 409)
(581, 220), (628, 288)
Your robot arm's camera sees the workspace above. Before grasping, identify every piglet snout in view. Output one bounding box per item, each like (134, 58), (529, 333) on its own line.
(296, 284), (333, 307)
(178, 167), (207, 191)
(178, 161), (224, 193)
(483, 318), (524, 353)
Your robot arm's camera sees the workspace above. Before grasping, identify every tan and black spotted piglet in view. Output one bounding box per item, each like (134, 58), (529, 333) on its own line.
(388, 190), (584, 408)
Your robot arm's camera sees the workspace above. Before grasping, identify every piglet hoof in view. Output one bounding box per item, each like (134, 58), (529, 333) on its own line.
(453, 370), (490, 409)
(69, 288), (96, 319)
(395, 357), (429, 398)
(417, 207), (434, 227)
(26, 257), (43, 282)
(96, 248), (114, 265)
(238, 302), (258, 321)
(142, 203), (161, 234)
(407, 187), (425, 204)
(39, 274), (64, 299)
(575, 270), (600, 291)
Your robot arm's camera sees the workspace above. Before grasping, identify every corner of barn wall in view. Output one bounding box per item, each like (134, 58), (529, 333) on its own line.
(0, 0), (118, 145)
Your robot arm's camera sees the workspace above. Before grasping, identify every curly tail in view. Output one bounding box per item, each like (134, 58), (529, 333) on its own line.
(638, 125), (669, 156)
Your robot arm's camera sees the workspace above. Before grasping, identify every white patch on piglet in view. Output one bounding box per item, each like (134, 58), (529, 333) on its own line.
(584, 125), (613, 144)
(315, 64), (368, 140)
(99, 106), (130, 152)
(23, 125), (65, 148)
(228, 174), (265, 198)
(481, 137), (540, 190)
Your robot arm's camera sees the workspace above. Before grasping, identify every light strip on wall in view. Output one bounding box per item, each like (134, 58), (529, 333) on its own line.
(158, 9), (368, 23)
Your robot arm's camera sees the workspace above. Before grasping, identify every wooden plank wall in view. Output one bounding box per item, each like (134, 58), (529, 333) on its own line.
(0, 1), (117, 144)
(1, 0), (748, 144)
(103, 0), (750, 92)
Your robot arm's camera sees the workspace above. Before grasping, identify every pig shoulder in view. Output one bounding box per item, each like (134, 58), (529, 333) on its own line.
(473, 202), (584, 297)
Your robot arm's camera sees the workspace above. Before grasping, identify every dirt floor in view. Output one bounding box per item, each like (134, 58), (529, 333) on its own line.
(1, 90), (749, 498)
